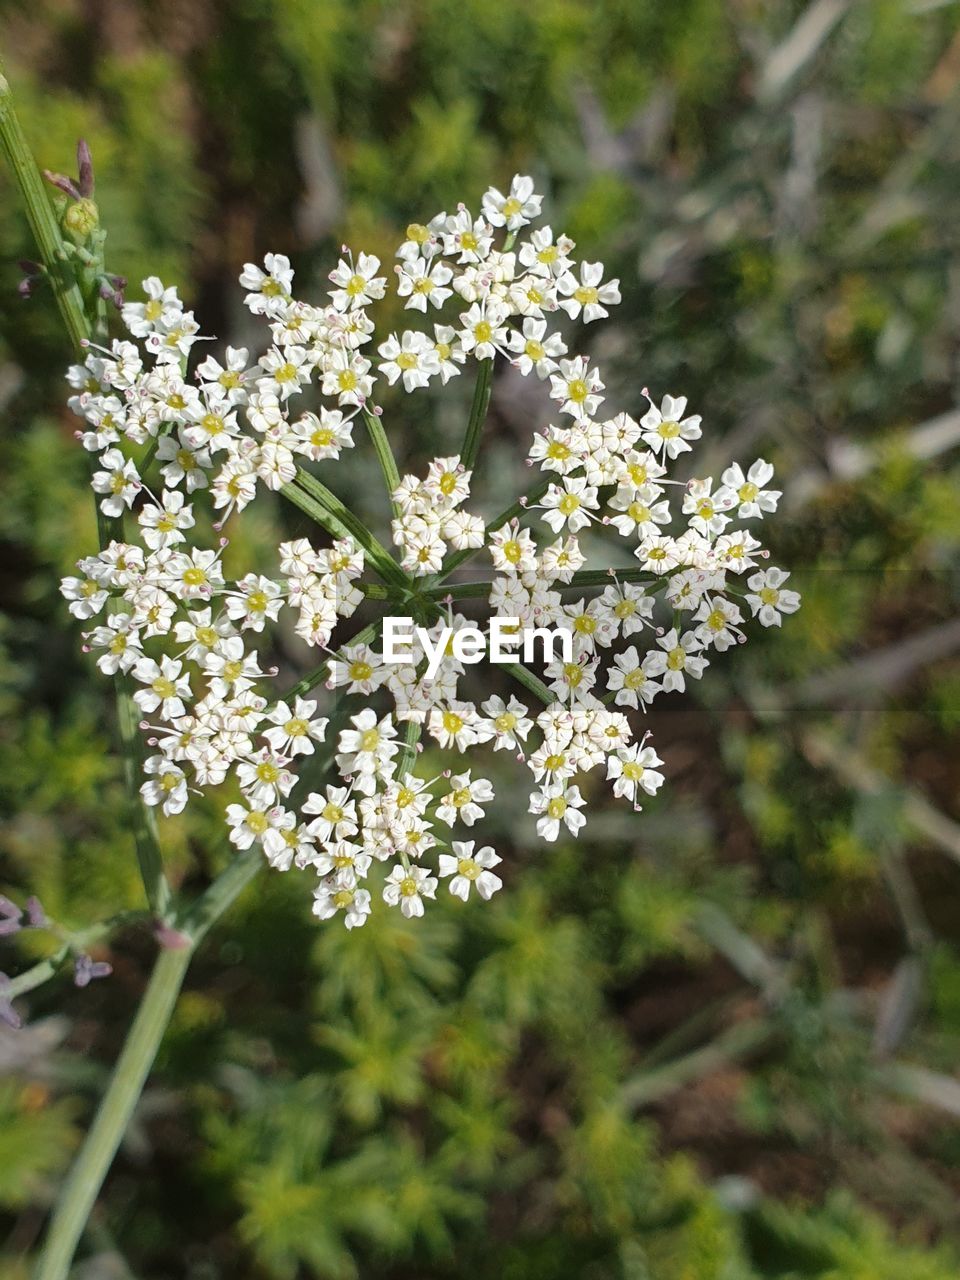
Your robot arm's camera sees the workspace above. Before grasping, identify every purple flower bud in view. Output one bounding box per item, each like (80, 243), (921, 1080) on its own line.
(76, 139), (95, 199)
(74, 954), (113, 988)
(0, 897), (22, 936)
(42, 168), (82, 201)
(24, 897), (47, 929)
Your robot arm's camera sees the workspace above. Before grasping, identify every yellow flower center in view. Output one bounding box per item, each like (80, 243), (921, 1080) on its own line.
(667, 646), (686, 671)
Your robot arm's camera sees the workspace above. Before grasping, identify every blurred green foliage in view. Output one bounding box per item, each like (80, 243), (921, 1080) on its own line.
(2, 0), (960, 1276)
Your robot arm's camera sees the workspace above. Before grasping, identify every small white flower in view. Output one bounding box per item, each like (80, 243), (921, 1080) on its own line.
(435, 772), (494, 828)
(439, 841), (503, 901)
(745, 567), (801, 627)
(640, 394), (702, 459)
(328, 252), (387, 311)
(720, 459), (781, 519)
(132, 655), (191, 719)
(140, 756), (189, 816)
(382, 863), (437, 918)
(91, 448), (140, 517)
(607, 744), (665, 805)
(481, 174), (542, 230)
(313, 881), (372, 929)
(557, 261), (621, 323)
(529, 783), (586, 842)
(262, 698), (328, 755)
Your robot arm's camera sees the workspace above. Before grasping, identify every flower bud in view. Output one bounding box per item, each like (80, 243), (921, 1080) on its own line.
(63, 197), (99, 240)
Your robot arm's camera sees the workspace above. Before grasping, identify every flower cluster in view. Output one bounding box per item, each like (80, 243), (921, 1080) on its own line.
(61, 174), (799, 928)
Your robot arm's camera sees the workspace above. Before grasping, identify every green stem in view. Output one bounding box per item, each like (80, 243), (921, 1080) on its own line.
(0, 68), (89, 350)
(396, 718), (422, 779)
(116, 674), (171, 920)
(286, 469), (407, 588)
(33, 945), (193, 1280)
(177, 848), (263, 945)
(426, 565), (660, 602)
(5, 912), (152, 1001)
(361, 407), (402, 516)
(460, 356), (494, 473)
(501, 661), (555, 705)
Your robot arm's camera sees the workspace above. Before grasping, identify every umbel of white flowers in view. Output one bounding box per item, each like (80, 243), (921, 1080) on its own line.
(61, 174), (799, 930)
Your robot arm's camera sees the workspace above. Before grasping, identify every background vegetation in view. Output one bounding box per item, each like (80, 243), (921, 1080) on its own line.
(2, 0), (960, 1276)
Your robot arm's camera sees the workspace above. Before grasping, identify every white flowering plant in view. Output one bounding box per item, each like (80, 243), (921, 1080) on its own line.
(0, 65), (803, 1276)
(60, 172), (799, 931)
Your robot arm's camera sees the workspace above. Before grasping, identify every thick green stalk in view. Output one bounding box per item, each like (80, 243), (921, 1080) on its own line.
(33, 946), (192, 1280)
(0, 70), (89, 350)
